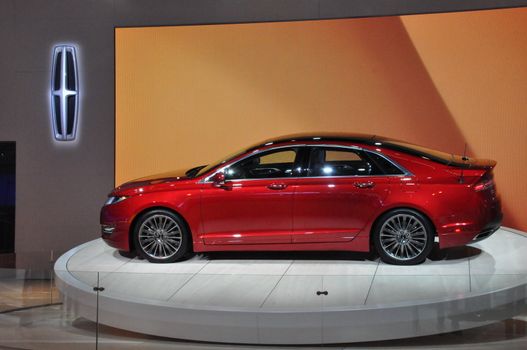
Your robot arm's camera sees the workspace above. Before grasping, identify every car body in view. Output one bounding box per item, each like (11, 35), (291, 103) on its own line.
(101, 133), (502, 264)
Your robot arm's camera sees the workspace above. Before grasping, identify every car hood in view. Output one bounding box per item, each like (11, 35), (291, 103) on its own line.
(114, 169), (190, 193)
(135, 169), (190, 182)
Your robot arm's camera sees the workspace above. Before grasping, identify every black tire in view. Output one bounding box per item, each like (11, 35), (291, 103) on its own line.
(373, 208), (434, 265)
(132, 209), (190, 263)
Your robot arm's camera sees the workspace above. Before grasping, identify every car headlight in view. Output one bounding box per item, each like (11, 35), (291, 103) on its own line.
(105, 196), (129, 206)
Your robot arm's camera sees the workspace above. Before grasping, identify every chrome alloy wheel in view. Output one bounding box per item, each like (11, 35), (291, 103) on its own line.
(379, 214), (427, 261)
(138, 214), (182, 260)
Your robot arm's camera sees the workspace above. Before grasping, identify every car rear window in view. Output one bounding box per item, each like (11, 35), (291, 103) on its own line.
(381, 140), (460, 166)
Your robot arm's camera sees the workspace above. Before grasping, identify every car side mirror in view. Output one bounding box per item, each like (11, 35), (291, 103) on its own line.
(211, 172), (226, 187)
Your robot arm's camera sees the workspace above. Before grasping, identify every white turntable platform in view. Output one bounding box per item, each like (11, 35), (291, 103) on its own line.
(55, 228), (527, 344)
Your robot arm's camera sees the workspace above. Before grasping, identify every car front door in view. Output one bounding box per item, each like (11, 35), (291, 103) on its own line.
(292, 146), (395, 243)
(200, 147), (304, 245)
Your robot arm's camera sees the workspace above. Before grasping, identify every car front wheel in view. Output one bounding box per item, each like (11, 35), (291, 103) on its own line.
(373, 209), (434, 265)
(132, 209), (189, 263)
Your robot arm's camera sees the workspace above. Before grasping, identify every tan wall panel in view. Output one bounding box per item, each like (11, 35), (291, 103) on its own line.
(402, 8), (527, 231)
(116, 18), (466, 182)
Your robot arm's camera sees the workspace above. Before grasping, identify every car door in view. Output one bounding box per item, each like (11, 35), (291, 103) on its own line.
(292, 146), (394, 243)
(200, 147), (303, 245)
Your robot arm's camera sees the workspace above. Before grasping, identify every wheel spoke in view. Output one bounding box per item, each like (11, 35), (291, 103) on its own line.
(408, 241), (419, 254)
(163, 242), (170, 257)
(142, 240), (155, 250)
(405, 217), (414, 230)
(409, 226), (422, 233)
(166, 226), (180, 234)
(382, 227), (398, 235)
(385, 222), (398, 232)
(394, 244), (401, 257)
(164, 220), (175, 231)
(165, 240), (178, 251)
(397, 216), (404, 230)
(384, 239), (397, 249)
(166, 238), (181, 244)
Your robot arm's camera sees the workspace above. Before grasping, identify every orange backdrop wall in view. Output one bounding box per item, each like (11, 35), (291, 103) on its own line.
(116, 8), (527, 231)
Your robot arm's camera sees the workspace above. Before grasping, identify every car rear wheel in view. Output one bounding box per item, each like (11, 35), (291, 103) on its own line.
(373, 209), (434, 265)
(132, 209), (189, 263)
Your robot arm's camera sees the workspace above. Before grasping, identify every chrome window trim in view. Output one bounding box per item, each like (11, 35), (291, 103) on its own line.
(199, 144), (412, 183)
(207, 173), (410, 184)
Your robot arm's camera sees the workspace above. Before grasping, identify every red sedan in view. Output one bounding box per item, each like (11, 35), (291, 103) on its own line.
(101, 133), (502, 265)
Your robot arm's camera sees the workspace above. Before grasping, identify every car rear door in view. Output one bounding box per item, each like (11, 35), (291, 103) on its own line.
(292, 146), (394, 243)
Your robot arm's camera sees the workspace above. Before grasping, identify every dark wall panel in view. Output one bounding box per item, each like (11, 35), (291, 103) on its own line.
(0, 142), (15, 254)
(0, 0), (525, 268)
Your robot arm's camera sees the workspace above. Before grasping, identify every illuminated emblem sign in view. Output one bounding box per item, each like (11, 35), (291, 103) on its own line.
(51, 45), (79, 141)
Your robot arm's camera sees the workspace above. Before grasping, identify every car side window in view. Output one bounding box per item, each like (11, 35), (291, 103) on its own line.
(366, 151), (405, 175)
(307, 147), (384, 177)
(224, 148), (299, 180)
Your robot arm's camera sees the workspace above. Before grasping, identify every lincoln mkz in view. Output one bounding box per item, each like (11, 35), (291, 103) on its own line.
(101, 133), (502, 265)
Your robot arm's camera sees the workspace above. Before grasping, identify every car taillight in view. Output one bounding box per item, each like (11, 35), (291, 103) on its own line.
(474, 173), (494, 192)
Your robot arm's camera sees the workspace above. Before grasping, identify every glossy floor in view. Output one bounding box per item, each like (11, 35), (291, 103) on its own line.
(1, 305), (527, 349)
(0, 278), (59, 312)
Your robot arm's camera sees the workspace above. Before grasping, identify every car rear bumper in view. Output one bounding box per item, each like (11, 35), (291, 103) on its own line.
(439, 211), (502, 249)
(470, 213), (503, 243)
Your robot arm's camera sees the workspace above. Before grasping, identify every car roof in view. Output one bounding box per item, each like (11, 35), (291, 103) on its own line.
(251, 132), (386, 149)
(268, 132), (381, 143)
(251, 132), (490, 169)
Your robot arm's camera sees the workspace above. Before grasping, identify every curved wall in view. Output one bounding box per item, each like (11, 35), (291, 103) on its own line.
(403, 8), (527, 230)
(116, 8), (527, 231)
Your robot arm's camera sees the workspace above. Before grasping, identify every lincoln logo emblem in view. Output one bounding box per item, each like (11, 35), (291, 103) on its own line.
(51, 45), (79, 141)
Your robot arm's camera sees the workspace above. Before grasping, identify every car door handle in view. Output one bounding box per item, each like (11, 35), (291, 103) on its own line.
(354, 181), (375, 189)
(267, 183), (287, 190)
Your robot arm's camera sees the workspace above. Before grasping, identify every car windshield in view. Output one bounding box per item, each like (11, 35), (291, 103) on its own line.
(191, 144), (256, 178)
(184, 165), (207, 178)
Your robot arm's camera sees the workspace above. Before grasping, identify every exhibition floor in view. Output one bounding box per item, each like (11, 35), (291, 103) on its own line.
(1, 295), (527, 349)
(54, 228), (527, 345)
